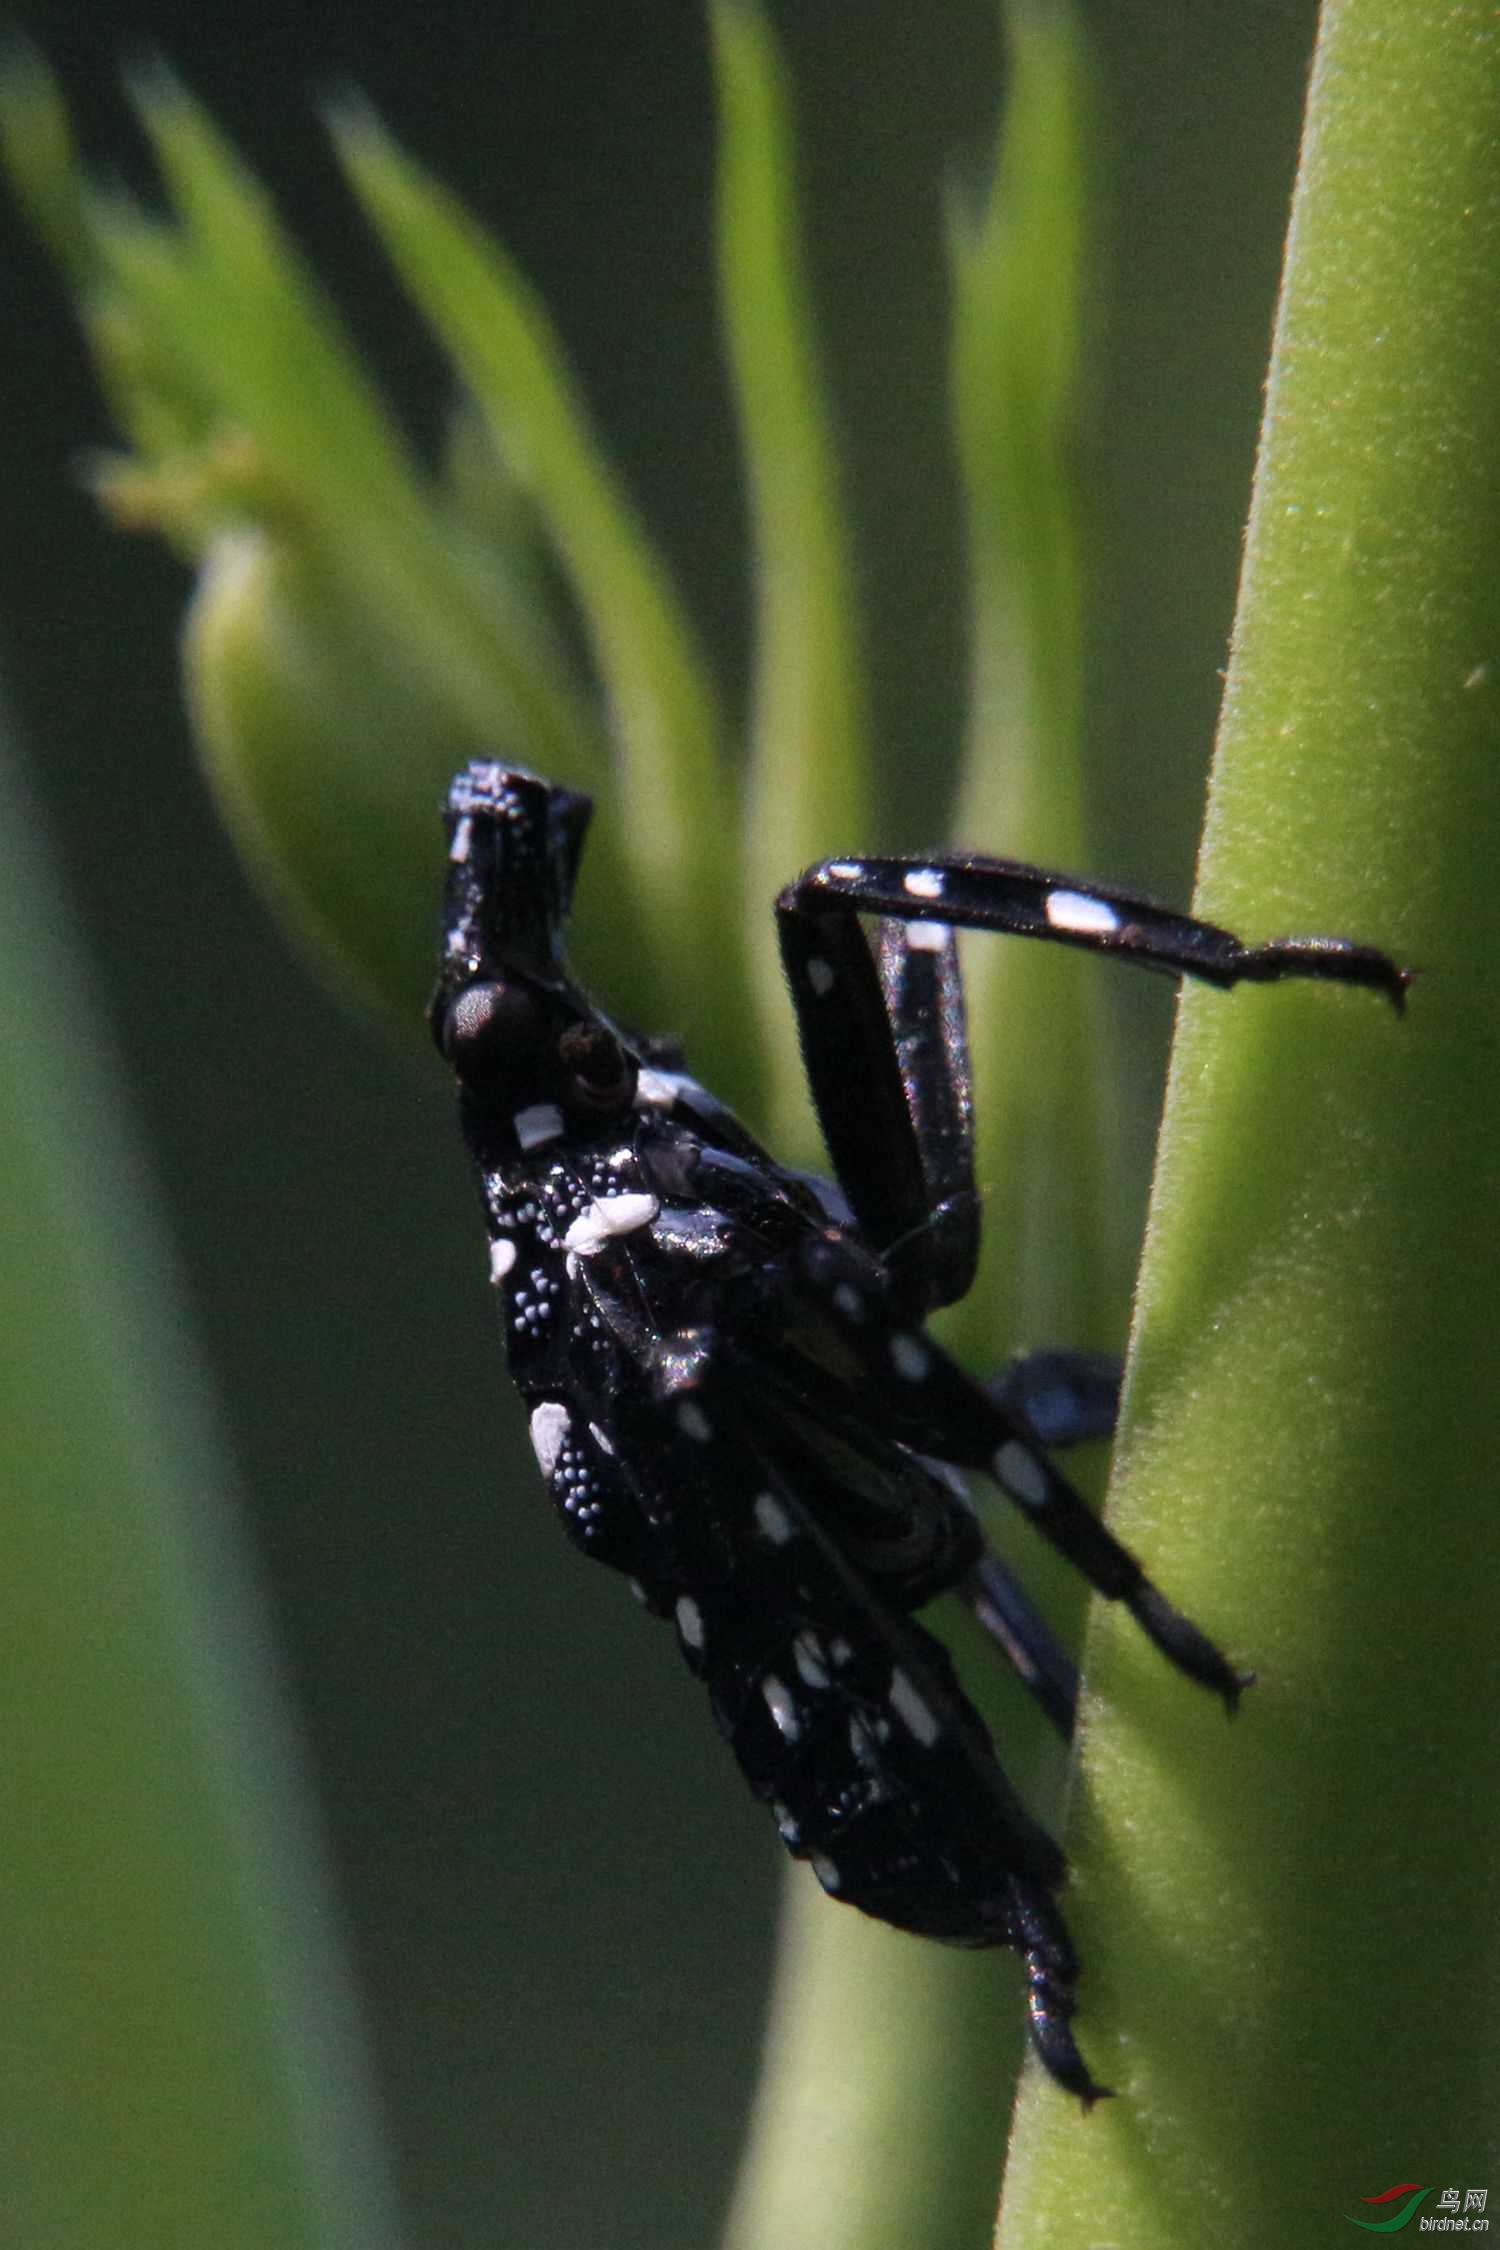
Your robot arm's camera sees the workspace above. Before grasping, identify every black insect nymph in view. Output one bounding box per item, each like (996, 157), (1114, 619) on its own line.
(430, 757), (1406, 2103)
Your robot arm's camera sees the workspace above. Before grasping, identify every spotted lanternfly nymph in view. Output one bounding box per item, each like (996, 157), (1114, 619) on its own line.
(431, 759), (1406, 2103)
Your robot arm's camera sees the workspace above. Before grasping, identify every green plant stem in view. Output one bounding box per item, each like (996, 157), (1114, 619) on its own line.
(1000, 1), (1500, 2236)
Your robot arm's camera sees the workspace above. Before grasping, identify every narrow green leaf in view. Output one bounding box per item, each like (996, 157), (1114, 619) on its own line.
(0, 36), (94, 279)
(945, 0), (1114, 1367)
(0, 54), (210, 469)
(332, 109), (756, 1106)
(0, 718), (403, 2250)
(182, 527), (489, 1023)
(1001, 0), (1500, 2235)
(1, 60), (648, 1029)
(723, 1892), (1013, 2250)
(124, 80), (598, 782)
(712, 0), (871, 1150)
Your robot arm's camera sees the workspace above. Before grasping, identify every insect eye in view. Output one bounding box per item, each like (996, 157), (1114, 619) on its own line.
(440, 978), (550, 1093)
(557, 1020), (635, 1114)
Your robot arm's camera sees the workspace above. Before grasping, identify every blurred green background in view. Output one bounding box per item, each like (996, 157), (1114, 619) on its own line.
(0, 3), (1322, 2242)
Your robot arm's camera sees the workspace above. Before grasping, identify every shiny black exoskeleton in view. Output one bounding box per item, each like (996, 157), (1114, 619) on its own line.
(430, 758), (1406, 2102)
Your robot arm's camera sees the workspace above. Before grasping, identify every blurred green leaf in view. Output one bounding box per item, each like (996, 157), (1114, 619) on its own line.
(1, 55), (619, 1032)
(945, 0), (1114, 1365)
(0, 716), (403, 2250)
(712, 0), (872, 1151)
(331, 106), (755, 1099)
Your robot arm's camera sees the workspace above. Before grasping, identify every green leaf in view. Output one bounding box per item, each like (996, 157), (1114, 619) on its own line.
(0, 34), (93, 280)
(183, 527), (492, 1023)
(0, 57), (624, 1032)
(128, 77), (592, 755)
(1000, 0), (1500, 2236)
(712, 0), (872, 1152)
(332, 106), (756, 1105)
(0, 717), (403, 2250)
(945, 0), (1114, 1366)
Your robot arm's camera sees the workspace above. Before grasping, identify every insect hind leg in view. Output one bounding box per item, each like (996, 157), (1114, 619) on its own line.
(961, 1553), (1080, 1740)
(1008, 1878), (1114, 2108)
(779, 1268), (1248, 1711)
(990, 1349), (1122, 1450)
(781, 853), (1408, 1007)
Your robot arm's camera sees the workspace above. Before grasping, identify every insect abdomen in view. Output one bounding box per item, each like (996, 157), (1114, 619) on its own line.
(670, 1525), (1063, 1947)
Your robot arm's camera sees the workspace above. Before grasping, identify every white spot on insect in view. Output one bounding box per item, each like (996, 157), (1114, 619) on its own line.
(918, 1455), (970, 1502)
(514, 1102), (564, 1150)
(762, 1674), (801, 1741)
(827, 861), (862, 882)
(793, 1630), (829, 1689)
(993, 1439), (1050, 1509)
(634, 1066), (684, 1110)
(628, 1579), (650, 1606)
(905, 918), (951, 952)
(488, 1236), (518, 1284)
(1045, 888), (1121, 936)
(810, 1853), (842, 1893)
(888, 1668), (940, 1746)
(528, 1402), (570, 1479)
(903, 866), (947, 900)
(676, 1400), (713, 1444)
(806, 956), (836, 997)
(675, 1595), (705, 1650)
(890, 1332), (932, 1383)
(754, 1491), (795, 1546)
(849, 1713), (880, 1769)
(448, 814), (474, 864)
(773, 1800), (800, 1843)
(832, 1283), (865, 1323)
(588, 1421), (616, 1457)
(829, 1636), (854, 1668)
(563, 1192), (661, 1256)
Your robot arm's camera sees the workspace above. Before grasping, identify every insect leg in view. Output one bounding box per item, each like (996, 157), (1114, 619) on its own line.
(1008, 1878), (1113, 2108)
(872, 917), (980, 1307)
(756, 1240), (1089, 1734)
(779, 1282), (1246, 1709)
(961, 1554), (1080, 1741)
(955, 1358), (1247, 1707)
(774, 900), (980, 1315)
(781, 852), (1409, 1006)
(741, 1326), (1082, 1737)
(989, 1348), (1122, 1450)
(959, 1352), (1116, 1735)
(777, 854), (1403, 1311)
